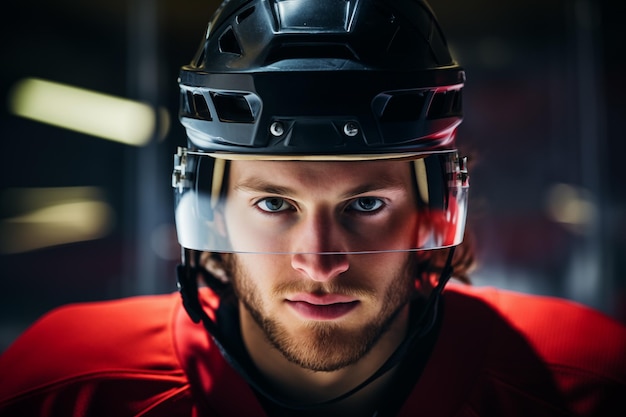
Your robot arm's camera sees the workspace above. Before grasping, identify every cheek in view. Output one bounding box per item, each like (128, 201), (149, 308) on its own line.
(354, 211), (420, 252)
(231, 254), (289, 297)
(350, 253), (415, 290)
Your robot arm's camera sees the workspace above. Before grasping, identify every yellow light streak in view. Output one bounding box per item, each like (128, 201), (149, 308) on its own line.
(0, 187), (115, 254)
(545, 183), (596, 235)
(8, 78), (169, 146)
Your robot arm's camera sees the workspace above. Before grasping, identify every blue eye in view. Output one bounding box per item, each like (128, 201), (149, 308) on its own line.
(256, 197), (292, 212)
(349, 197), (384, 212)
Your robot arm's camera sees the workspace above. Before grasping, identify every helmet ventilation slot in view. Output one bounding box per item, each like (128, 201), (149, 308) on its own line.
(210, 92), (255, 123)
(265, 43), (358, 64)
(378, 92), (428, 122)
(181, 91), (213, 121)
(427, 90), (462, 120)
(236, 6), (255, 24)
(218, 26), (242, 55)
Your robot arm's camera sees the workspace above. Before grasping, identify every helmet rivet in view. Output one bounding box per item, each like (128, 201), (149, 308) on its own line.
(270, 121), (284, 137)
(343, 122), (359, 137)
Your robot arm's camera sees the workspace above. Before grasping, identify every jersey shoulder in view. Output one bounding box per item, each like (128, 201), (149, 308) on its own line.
(445, 283), (626, 373)
(0, 293), (192, 416)
(409, 284), (626, 416)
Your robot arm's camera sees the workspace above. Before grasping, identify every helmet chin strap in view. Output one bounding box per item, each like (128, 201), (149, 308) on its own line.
(177, 247), (456, 410)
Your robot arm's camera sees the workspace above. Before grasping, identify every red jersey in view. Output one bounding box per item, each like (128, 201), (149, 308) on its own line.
(0, 283), (624, 416)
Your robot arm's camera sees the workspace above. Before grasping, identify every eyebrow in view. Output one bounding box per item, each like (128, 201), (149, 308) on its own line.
(234, 178), (297, 196)
(233, 176), (406, 198)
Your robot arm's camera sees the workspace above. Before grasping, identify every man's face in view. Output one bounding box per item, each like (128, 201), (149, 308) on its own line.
(223, 159), (420, 372)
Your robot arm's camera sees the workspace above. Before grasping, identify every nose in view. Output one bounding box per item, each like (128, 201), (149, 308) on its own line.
(290, 210), (350, 282)
(291, 252), (350, 282)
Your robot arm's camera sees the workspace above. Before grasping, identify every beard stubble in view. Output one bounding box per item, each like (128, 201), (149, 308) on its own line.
(227, 253), (417, 372)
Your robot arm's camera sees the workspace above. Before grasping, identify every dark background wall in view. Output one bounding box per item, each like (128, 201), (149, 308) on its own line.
(1, 0), (625, 351)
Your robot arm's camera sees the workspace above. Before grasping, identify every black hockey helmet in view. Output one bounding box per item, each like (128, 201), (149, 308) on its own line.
(173, 0), (468, 254)
(178, 0), (465, 156)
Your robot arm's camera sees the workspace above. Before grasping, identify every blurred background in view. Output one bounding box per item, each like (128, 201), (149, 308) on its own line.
(1, 0), (625, 351)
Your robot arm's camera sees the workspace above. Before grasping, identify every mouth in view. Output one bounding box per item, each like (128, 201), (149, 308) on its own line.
(286, 293), (360, 320)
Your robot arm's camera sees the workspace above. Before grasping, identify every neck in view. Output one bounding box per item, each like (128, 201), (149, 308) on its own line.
(239, 303), (410, 415)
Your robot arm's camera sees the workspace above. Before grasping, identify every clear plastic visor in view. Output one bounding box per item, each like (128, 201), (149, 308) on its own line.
(172, 149), (468, 254)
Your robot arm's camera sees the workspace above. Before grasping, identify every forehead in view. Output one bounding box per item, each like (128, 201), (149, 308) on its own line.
(228, 159), (413, 192)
